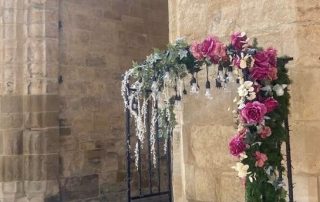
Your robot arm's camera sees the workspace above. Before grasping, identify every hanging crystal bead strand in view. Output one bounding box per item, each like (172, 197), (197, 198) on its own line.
(174, 79), (181, 106)
(205, 64), (212, 99)
(190, 74), (198, 94)
(182, 79), (187, 95)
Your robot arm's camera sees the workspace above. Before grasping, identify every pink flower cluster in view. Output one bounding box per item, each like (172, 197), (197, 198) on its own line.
(250, 48), (278, 81)
(240, 101), (267, 124)
(255, 151), (268, 167)
(230, 32), (248, 51)
(229, 129), (247, 157)
(190, 36), (226, 64)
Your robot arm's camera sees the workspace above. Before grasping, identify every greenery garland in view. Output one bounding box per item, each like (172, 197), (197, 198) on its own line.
(121, 33), (291, 201)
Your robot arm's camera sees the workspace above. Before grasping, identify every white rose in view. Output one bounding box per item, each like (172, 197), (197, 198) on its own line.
(273, 84), (287, 96)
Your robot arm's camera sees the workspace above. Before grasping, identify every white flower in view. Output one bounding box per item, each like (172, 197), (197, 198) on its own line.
(232, 162), (250, 178)
(238, 103), (245, 109)
(249, 173), (257, 183)
(238, 81), (254, 97)
(273, 84), (287, 96)
(261, 85), (272, 92)
(240, 59), (247, 69)
(244, 81), (253, 88)
(239, 153), (248, 160)
(247, 92), (256, 100)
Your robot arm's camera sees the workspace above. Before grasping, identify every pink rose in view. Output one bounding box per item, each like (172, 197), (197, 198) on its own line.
(229, 131), (246, 157)
(240, 101), (267, 124)
(232, 55), (241, 68)
(263, 97), (279, 113)
(212, 42), (227, 64)
(259, 126), (272, 139)
(266, 47), (277, 67)
(190, 42), (204, 60)
(231, 32), (248, 51)
(250, 49), (278, 81)
(255, 151), (268, 167)
(190, 36), (226, 64)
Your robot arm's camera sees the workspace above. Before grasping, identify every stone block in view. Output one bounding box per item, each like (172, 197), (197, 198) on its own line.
(45, 9), (59, 23)
(29, 24), (45, 38)
(187, 125), (235, 170)
(3, 25), (16, 40)
(101, 152), (118, 172)
(46, 39), (59, 64)
(220, 173), (245, 202)
(80, 96), (101, 111)
(295, 24), (320, 68)
(59, 127), (71, 136)
(2, 129), (23, 155)
(80, 141), (97, 151)
(24, 181), (47, 194)
(0, 156), (23, 181)
(0, 113), (23, 129)
(28, 9), (44, 24)
(85, 54), (106, 68)
(291, 121), (320, 174)
(293, 175), (318, 202)
(1, 181), (24, 194)
(23, 154), (59, 181)
(23, 94), (59, 112)
(25, 112), (59, 128)
(4, 48), (17, 65)
(60, 174), (99, 201)
(44, 0), (59, 10)
(1, 95), (22, 113)
(23, 128), (59, 154)
(26, 40), (45, 63)
(45, 23), (59, 38)
(184, 164), (195, 200)
(296, 2), (320, 23)
(194, 167), (219, 201)
(290, 68), (320, 121)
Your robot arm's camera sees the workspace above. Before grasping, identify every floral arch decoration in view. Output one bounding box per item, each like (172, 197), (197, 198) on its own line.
(121, 32), (293, 202)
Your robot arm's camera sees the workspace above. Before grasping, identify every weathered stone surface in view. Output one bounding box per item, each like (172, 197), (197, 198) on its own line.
(188, 125), (235, 170)
(194, 167), (219, 201)
(23, 154), (59, 181)
(60, 174), (99, 201)
(294, 175), (319, 202)
(220, 172), (245, 202)
(23, 128), (59, 154)
(0, 156), (23, 182)
(2, 129), (23, 155)
(25, 112), (59, 128)
(23, 95), (59, 112)
(1, 95), (22, 113)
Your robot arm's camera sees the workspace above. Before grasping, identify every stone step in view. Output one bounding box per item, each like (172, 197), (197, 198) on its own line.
(132, 194), (170, 202)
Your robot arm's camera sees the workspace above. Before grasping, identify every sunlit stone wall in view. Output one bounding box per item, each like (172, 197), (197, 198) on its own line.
(169, 0), (320, 201)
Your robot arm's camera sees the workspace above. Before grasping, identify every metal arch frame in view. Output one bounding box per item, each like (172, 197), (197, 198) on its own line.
(124, 57), (294, 202)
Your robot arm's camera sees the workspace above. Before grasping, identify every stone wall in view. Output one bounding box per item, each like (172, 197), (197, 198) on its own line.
(169, 0), (320, 202)
(58, 0), (168, 201)
(0, 0), (60, 201)
(0, 0), (168, 201)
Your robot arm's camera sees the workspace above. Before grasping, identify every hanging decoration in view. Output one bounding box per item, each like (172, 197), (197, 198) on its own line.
(121, 32), (291, 202)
